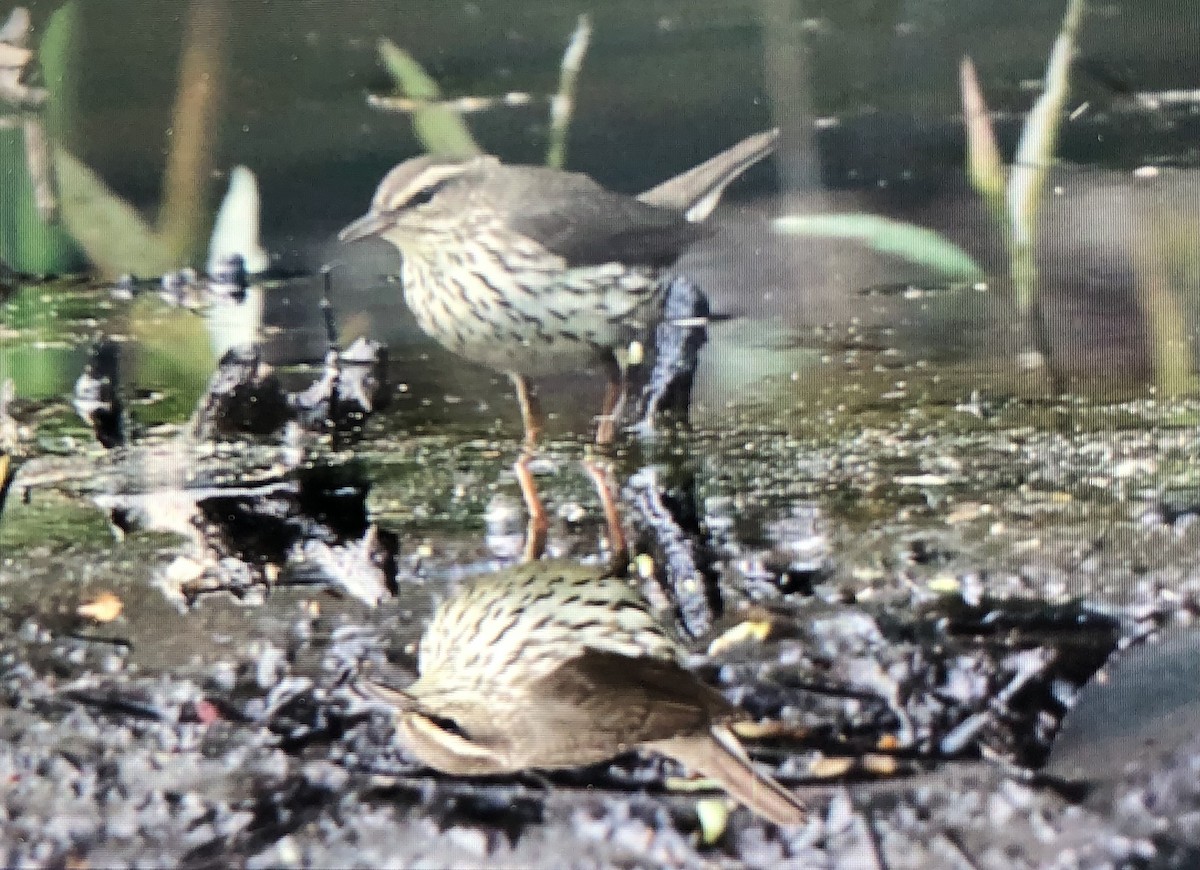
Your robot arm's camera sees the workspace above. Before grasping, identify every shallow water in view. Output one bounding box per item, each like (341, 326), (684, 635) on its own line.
(5, 1), (1200, 865)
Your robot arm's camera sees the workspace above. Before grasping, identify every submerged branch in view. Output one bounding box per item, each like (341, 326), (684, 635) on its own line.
(546, 14), (591, 169)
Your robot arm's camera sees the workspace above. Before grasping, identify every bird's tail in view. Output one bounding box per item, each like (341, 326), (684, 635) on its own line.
(657, 725), (807, 828)
(638, 129), (779, 222)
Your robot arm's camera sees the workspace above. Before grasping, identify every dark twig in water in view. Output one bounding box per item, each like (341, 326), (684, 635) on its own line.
(627, 276), (714, 435)
(62, 631), (133, 651)
(72, 341), (125, 449)
(319, 263), (340, 350)
(861, 807), (891, 870)
(624, 466), (722, 640)
(59, 689), (170, 722)
(939, 829), (983, 870)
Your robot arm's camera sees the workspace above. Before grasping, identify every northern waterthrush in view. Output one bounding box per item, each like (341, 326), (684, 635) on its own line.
(339, 130), (778, 446)
(358, 560), (807, 827)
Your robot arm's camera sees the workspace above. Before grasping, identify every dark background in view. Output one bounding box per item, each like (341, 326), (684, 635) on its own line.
(24, 0), (1200, 258)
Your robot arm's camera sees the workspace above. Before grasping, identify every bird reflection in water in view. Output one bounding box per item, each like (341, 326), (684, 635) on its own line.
(357, 558), (806, 827)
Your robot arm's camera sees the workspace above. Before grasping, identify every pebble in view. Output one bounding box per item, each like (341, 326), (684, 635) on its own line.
(208, 660), (238, 692)
(302, 759), (350, 791)
(445, 826), (490, 857)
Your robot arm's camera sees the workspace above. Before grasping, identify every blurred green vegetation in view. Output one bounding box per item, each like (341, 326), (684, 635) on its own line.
(2, 0), (230, 279)
(0, 2), (85, 275)
(773, 214), (985, 281)
(377, 38), (480, 158)
(1134, 206), (1200, 396)
(0, 281), (94, 398)
(128, 295), (216, 423)
(0, 486), (114, 551)
(958, 0), (1084, 394)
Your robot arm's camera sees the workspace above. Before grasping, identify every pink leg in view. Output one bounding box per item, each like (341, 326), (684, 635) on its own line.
(582, 456), (627, 569)
(595, 357), (625, 446)
(511, 374), (547, 561)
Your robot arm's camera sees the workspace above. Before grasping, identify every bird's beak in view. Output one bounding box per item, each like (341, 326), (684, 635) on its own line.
(355, 676), (418, 711)
(338, 212), (389, 243)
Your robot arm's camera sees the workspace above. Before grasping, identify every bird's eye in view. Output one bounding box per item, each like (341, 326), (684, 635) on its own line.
(406, 182), (445, 208)
(424, 712), (470, 739)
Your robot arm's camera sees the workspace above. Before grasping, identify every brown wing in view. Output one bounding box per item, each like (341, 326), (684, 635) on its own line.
(481, 166), (711, 268)
(529, 650), (745, 748)
(397, 652), (747, 772)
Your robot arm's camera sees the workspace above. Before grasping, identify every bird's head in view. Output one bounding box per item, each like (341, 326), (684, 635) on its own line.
(338, 153), (500, 244)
